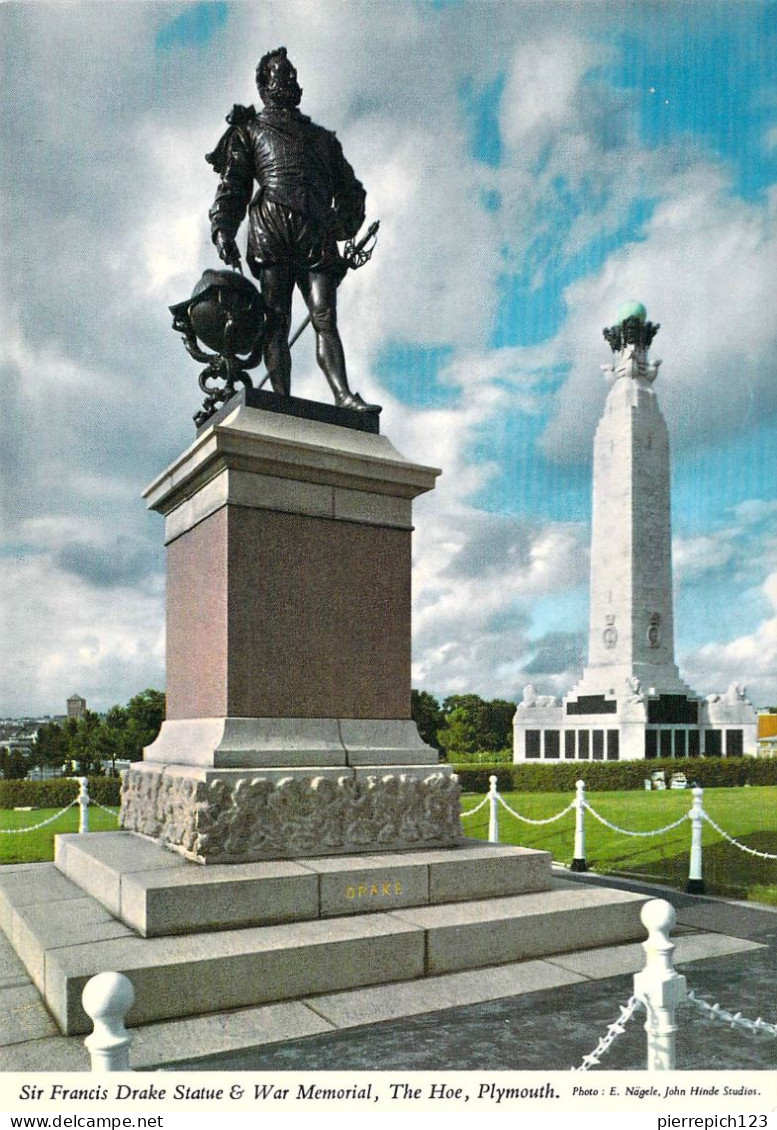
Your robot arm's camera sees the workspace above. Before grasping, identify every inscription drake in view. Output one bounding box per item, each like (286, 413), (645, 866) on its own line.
(345, 880), (403, 899)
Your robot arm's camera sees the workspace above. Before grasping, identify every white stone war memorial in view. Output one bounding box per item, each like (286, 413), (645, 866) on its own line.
(0, 51), (650, 1045)
(514, 302), (757, 764)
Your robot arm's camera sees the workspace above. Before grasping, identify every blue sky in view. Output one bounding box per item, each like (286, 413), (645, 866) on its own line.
(2, 0), (776, 715)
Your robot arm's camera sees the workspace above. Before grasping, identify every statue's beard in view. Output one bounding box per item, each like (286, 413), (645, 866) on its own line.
(260, 78), (302, 109)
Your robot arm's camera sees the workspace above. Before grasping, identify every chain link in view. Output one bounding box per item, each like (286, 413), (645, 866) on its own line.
(687, 991), (777, 1038)
(0, 798), (79, 834)
(572, 995), (643, 1071)
(700, 812), (777, 860)
(497, 795), (575, 826)
(584, 802), (689, 838)
(460, 795), (491, 818)
(90, 800), (120, 819)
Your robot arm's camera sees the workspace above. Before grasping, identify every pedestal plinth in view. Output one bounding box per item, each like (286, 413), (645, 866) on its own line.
(121, 394), (457, 862)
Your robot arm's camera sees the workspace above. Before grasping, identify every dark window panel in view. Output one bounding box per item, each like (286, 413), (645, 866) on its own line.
(726, 730), (743, 758)
(647, 695), (699, 725)
(567, 696), (617, 716)
(705, 730), (722, 757)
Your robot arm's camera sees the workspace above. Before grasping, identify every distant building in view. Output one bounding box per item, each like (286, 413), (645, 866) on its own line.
(67, 694), (87, 721)
(757, 712), (777, 757)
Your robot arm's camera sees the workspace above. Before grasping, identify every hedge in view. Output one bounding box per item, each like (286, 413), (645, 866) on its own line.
(453, 756), (777, 794)
(4, 759), (773, 806)
(0, 777), (122, 809)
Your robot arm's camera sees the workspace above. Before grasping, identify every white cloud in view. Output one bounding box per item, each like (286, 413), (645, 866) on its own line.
(672, 534), (735, 584)
(500, 34), (614, 155)
(685, 572), (777, 706)
(409, 509), (588, 697)
(1, 1), (774, 718)
(674, 501), (777, 589)
(541, 169), (777, 460)
(1, 556), (165, 716)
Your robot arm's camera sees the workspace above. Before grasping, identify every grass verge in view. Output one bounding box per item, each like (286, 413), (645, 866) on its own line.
(0, 804), (120, 864)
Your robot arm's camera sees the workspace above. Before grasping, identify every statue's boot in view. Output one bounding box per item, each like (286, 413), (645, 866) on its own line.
(335, 390), (382, 413)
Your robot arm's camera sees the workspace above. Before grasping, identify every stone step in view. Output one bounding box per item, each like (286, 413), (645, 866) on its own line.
(0, 861), (648, 1036)
(54, 833), (552, 937)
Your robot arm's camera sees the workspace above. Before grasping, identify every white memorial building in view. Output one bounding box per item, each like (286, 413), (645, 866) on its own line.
(514, 303), (757, 762)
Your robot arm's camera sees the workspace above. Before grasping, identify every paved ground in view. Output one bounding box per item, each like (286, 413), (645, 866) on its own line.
(166, 946), (776, 1072)
(2, 868), (774, 1073)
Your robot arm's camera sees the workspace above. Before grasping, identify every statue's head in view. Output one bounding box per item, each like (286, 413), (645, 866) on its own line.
(256, 47), (302, 109)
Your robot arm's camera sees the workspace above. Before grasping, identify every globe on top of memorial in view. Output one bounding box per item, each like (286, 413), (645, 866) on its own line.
(616, 299), (647, 324)
(603, 301), (659, 357)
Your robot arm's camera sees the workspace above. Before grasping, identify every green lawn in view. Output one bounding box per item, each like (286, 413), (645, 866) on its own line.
(461, 786), (777, 905)
(0, 804), (121, 864)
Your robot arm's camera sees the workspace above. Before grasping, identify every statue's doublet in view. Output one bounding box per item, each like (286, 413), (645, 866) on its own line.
(209, 106), (365, 250)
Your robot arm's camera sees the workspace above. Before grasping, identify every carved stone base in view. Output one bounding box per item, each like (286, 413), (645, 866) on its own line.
(120, 765), (462, 864)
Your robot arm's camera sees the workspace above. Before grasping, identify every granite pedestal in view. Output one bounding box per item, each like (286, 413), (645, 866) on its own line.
(121, 398), (455, 862)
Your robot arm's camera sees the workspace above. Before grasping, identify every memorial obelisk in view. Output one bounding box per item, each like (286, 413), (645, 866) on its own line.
(514, 302), (757, 761)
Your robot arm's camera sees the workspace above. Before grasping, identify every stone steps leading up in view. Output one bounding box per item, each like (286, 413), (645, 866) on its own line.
(54, 833), (553, 936)
(0, 853), (648, 1037)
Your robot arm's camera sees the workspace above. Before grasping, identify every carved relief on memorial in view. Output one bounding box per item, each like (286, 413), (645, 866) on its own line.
(120, 768), (462, 864)
(647, 612), (661, 648)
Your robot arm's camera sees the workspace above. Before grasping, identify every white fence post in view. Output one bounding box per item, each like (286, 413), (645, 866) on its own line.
(571, 779), (587, 872)
(77, 777), (90, 834)
(686, 785), (705, 894)
(633, 900), (687, 1071)
(488, 775), (499, 843)
(82, 972), (135, 1071)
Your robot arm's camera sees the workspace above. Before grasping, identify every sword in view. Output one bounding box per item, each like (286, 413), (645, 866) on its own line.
(257, 220), (380, 390)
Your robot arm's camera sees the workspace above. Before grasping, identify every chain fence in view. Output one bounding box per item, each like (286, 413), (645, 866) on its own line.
(0, 778), (121, 836)
(583, 803), (689, 838)
(497, 794), (575, 826)
(572, 994), (643, 1071)
(459, 794), (490, 818)
(89, 799), (120, 820)
(461, 777), (776, 892)
(687, 991), (777, 1039)
(700, 811), (777, 861)
(0, 798), (80, 834)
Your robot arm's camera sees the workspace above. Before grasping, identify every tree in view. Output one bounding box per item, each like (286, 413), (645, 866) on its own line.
(31, 689), (166, 777)
(124, 689), (166, 761)
(411, 690), (443, 749)
(436, 706), (479, 758)
(0, 748), (29, 780)
(482, 699), (516, 751)
(33, 722), (66, 775)
(440, 694), (516, 754)
(70, 710), (105, 776)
